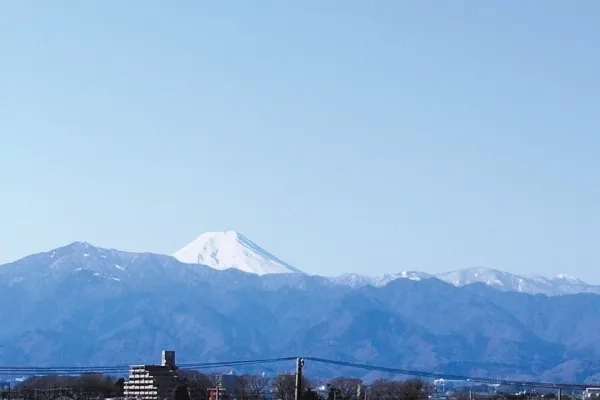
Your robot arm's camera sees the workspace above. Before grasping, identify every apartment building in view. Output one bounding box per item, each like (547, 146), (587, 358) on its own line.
(124, 351), (179, 400)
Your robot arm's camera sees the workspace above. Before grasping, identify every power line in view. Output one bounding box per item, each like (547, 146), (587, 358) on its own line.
(0, 357), (296, 375)
(0, 356), (593, 390)
(304, 357), (591, 390)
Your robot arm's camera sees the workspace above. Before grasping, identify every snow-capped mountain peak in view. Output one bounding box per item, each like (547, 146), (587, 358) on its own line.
(172, 231), (303, 275)
(329, 267), (600, 296)
(435, 268), (600, 295)
(553, 273), (586, 285)
(435, 267), (521, 288)
(330, 270), (433, 288)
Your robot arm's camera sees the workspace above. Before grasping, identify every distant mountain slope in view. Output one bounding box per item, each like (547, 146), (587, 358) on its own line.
(1, 242), (600, 383)
(172, 231), (303, 275)
(331, 267), (600, 296)
(330, 271), (433, 288)
(435, 267), (600, 295)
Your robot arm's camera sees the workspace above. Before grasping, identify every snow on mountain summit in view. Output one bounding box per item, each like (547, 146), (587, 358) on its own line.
(436, 267), (522, 289)
(329, 267), (600, 296)
(172, 231), (303, 275)
(553, 273), (586, 285)
(330, 271), (432, 288)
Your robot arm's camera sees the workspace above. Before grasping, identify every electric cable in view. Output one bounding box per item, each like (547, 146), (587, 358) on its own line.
(0, 356), (592, 390)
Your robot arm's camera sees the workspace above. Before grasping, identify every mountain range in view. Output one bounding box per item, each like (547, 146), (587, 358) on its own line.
(1, 231), (600, 384)
(330, 269), (600, 296)
(170, 231), (600, 296)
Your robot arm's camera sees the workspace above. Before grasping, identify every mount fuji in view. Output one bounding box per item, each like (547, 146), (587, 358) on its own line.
(172, 231), (304, 275)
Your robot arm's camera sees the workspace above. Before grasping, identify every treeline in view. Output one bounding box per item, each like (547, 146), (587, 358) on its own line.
(1, 372), (432, 400)
(176, 371), (433, 400)
(1, 373), (125, 399)
(1, 371), (563, 400)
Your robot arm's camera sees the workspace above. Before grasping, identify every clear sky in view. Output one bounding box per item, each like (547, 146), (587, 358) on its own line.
(1, 1), (599, 281)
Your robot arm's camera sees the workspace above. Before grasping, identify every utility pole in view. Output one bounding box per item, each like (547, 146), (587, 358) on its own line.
(215, 375), (221, 400)
(558, 388), (562, 400)
(356, 383), (367, 400)
(295, 358), (305, 400)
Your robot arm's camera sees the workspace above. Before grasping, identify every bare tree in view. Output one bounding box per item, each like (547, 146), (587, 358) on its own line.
(16, 373), (121, 398)
(273, 374), (311, 400)
(367, 379), (392, 400)
(237, 374), (271, 400)
(75, 372), (116, 395)
(174, 384), (192, 400)
(178, 370), (214, 400)
(399, 378), (433, 400)
(328, 377), (363, 400)
(17, 376), (71, 390)
(274, 374), (296, 400)
(368, 378), (432, 400)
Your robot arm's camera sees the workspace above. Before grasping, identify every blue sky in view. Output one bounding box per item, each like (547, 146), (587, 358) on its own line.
(1, 1), (599, 281)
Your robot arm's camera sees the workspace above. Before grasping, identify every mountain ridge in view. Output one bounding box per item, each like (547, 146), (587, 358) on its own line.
(3, 233), (598, 296)
(330, 267), (600, 296)
(170, 231), (599, 296)
(1, 241), (600, 382)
